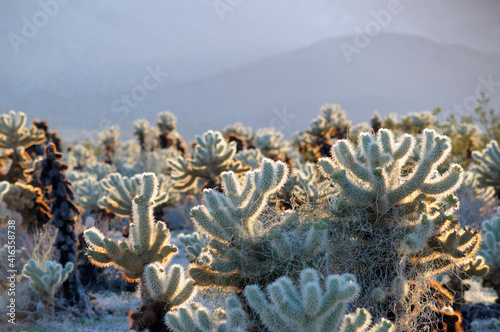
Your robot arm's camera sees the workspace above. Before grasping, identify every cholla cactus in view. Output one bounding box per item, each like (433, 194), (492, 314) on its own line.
(98, 125), (120, 164)
(479, 208), (500, 302)
(222, 122), (254, 151)
(244, 269), (393, 332)
(133, 119), (158, 152)
(165, 296), (248, 332)
(169, 130), (249, 192)
(315, 129), (481, 329)
(143, 262), (195, 308)
(128, 262), (196, 331)
(440, 122), (481, 169)
(318, 129), (463, 215)
(2, 183), (51, 232)
(73, 177), (105, 213)
(67, 144), (95, 170)
(136, 148), (181, 176)
(0, 111), (46, 151)
(294, 104), (351, 162)
(97, 172), (169, 217)
(399, 111), (437, 134)
(472, 140), (500, 198)
(0, 110), (46, 182)
(234, 148), (264, 170)
(277, 162), (319, 208)
(178, 231), (209, 264)
(253, 128), (288, 162)
(318, 130), (480, 270)
(189, 159), (328, 292)
(84, 162), (116, 180)
(157, 111), (178, 134)
(84, 173), (177, 285)
(22, 259), (74, 315)
(157, 111), (187, 154)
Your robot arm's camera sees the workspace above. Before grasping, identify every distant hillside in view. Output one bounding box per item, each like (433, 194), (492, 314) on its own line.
(2, 33), (500, 142)
(139, 33), (500, 140)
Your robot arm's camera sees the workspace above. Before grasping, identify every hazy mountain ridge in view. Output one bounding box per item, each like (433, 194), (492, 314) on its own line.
(1, 33), (500, 143)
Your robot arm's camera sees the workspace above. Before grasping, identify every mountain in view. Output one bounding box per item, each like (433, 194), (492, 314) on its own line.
(2, 33), (500, 142)
(132, 33), (500, 141)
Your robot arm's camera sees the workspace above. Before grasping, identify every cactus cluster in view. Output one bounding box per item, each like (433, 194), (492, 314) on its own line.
(165, 295), (248, 332)
(253, 128), (289, 162)
(134, 119), (158, 152)
(84, 173), (195, 331)
(169, 130), (249, 192)
(479, 208), (500, 302)
(312, 128), (482, 329)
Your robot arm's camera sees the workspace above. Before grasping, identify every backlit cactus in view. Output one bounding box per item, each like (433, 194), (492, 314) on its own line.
(317, 129), (463, 214)
(2, 183), (51, 232)
(0, 181), (9, 201)
(244, 269), (393, 332)
(189, 159), (329, 294)
(479, 208), (500, 302)
(472, 140), (500, 198)
(67, 144), (96, 170)
(143, 262), (195, 308)
(97, 172), (169, 218)
(157, 111), (187, 154)
(99, 125), (120, 164)
(222, 122), (254, 151)
(84, 162), (117, 180)
(169, 130), (249, 192)
(294, 103), (352, 161)
(22, 259), (74, 315)
(73, 177), (105, 213)
(165, 296), (248, 332)
(253, 128), (289, 162)
(178, 231), (209, 264)
(316, 129), (481, 329)
(133, 119), (158, 152)
(0, 110), (46, 182)
(84, 173), (177, 285)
